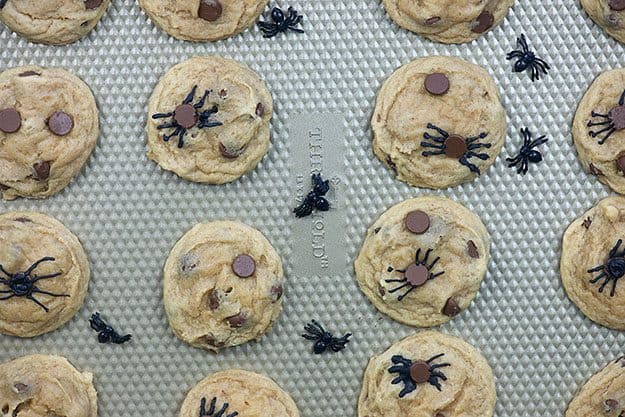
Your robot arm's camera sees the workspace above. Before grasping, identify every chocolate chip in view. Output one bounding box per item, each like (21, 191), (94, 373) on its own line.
(435, 414), (445, 417)
(232, 254), (256, 278)
(270, 285), (283, 302)
(405, 210), (430, 234)
(405, 264), (429, 287)
(255, 102), (265, 117)
(471, 10), (494, 33)
(200, 335), (225, 347)
(442, 297), (461, 317)
(32, 161), (50, 180)
(610, 0), (625, 11)
(219, 143), (246, 159)
(2, 405), (8, 414)
(617, 155), (625, 174)
(409, 361), (431, 383)
(18, 71), (40, 77)
(219, 89), (227, 98)
(374, 227), (381, 234)
(604, 399), (619, 412)
(198, 0), (222, 21)
(14, 217), (31, 223)
(226, 312), (247, 328)
(173, 104), (197, 129)
(424, 73), (450, 95)
(467, 240), (479, 258)
(425, 16), (441, 25)
(84, 0), (103, 9)
(0, 108), (21, 133)
(207, 290), (220, 310)
(179, 252), (199, 274)
(607, 13), (621, 27)
(385, 155), (397, 174)
(444, 135), (468, 158)
(583, 217), (592, 229)
(12, 383), (29, 394)
(47, 111), (73, 136)
(378, 285), (386, 296)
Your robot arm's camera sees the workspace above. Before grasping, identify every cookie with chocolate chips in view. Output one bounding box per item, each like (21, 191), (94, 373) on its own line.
(566, 357), (625, 417)
(581, 0), (625, 44)
(573, 69), (625, 194)
(0, 66), (99, 200)
(381, 0), (514, 43)
(359, 331), (496, 417)
(0, 355), (97, 417)
(163, 221), (284, 351)
(372, 56), (507, 189)
(0, 0), (110, 45)
(354, 196), (490, 327)
(147, 56), (272, 184)
(139, 0), (268, 41)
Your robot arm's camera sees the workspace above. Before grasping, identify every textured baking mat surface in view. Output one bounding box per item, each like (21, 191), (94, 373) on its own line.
(0, 0), (622, 416)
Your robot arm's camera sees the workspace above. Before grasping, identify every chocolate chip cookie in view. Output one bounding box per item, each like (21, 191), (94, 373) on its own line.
(581, 0), (625, 44)
(163, 221), (284, 351)
(566, 356), (625, 416)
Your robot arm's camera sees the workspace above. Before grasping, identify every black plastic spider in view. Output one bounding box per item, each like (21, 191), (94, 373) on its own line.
(388, 354), (450, 398)
(588, 239), (625, 297)
(302, 320), (351, 354)
(587, 89), (625, 145)
(506, 127), (548, 175)
(294, 173), (330, 218)
(257, 7), (304, 38)
(0, 0), (7, 9)
(152, 86), (222, 148)
(200, 397), (238, 417)
(89, 312), (132, 344)
(0, 257), (68, 312)
(385, 248), (445, 302)
(506, 34), (550, 82)
(421, 123), (491, 174)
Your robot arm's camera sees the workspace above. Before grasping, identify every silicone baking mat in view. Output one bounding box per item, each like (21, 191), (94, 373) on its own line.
(0, 0), (622, 416)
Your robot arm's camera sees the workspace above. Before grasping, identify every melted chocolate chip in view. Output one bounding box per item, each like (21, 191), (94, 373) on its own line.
(198, 0), (223, 21)
(467, 240), (479, 258)
(604, 399), (620, 412)
(226, 312), (247, 328)
(173, 104), (197, 129)
(410, 361), (431, 383)
(255, 102), (265, 117)
(374, 227), (381, 234)
(444, 135), (468, 158)
(405, 210), (430, 234)
(12, 383), (29, 394)
(232, 254), (256, 278)
(270, 285), (283, 302)
(32, 161), (50, 180)
(424, 73), (449, 95)
(442, 297), (461, 317)
(378, 285), (386, 297)
(219, 89), (228, 98)
(405, 264), (429, 286)
(0, 108), (21, 133)
(207, 290), (220, 310)
(617, 155), (625, 173)
(18, 71), (40, 77)
(607, 13), (621, 27)
(610, 0), (625, 11)
(582, 217), (592, 229)
(471, 10), (494, 33)
(47, 111), (73, 136)
(219, 143), (246, 159)
(385, 155), (397, 174)
(425, 16), (441, 25)
(14, 217), (32, 223)
(200, 335), (225, 347)
(84, 0), (103, 9)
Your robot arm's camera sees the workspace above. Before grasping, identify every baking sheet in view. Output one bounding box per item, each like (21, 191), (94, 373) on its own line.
(0, 0), (623, 416)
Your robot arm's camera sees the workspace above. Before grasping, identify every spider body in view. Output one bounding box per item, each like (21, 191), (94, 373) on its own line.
(302, 320), (351, 354)
(421, 123), (490, 174)
(257, 7), (304, 38)
(506, 34), (550, 81)
(588, 239), (625, 296)
(388, 353), (450, 398)
(385, 248), (445, 301)
(0, 257), (68, 312)
(506, 128), (548, 175)
(200, 397), (238, 417)
(89, 312), (132, 344)
(152, 86), (222, 148)
(587, 90), (625, 145)
(294, 173), (331, 218)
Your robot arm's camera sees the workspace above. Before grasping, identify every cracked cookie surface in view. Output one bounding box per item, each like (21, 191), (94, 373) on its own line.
(581, 0), (625, 44)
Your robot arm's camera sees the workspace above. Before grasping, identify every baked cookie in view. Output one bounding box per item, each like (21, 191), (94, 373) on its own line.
(0, 354), (97, 417)
(0, 211), (90, 337)
(581, 0), (625, 44)
(139, 0), (268, 41)
(0, 66), (99, 200)
(382, 0), (514, 44)
(359, 331), (496, 417)
(566, 356), (625, 416)
(354, 196), (490, 327)
(179, 370), (299, 417)
(560, 196), (625, 330)
(372, 56), (506, 189)
(0, 0), (109, 45)
(147, 56), (272, 184)
(163, 220), (284, 351)
(573, 68), (625, 194)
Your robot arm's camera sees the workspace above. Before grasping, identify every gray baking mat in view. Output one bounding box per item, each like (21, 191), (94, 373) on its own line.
(0, 0), (624, 416)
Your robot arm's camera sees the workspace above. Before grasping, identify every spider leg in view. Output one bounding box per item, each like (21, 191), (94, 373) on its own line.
(32, 288), (69, 298)
(423, 132), (447, 143)
(398, 381), (417, 398)
(534, 58), (550, 71)
(427, 353), (445, 363)
(506, 51), (524, 60)
(467, 142), (491, 150)
(466, 151), (490, 161)
(422, 249), (432, 265)
(521, 127), (531, 143)
(521, 159), (529, 175)
(302, 333), (320, 340)
(590, 271), (607, 284)
(157, 122), (178, 130)
(31, 272), (62, 283)
(611, 239), (623, 257)
(214, 402), (230, 417)
(518, 34), (529, 52)
(183, 86), (197, 104)
(397, 286), (417, 301)
(530, 65), (540, 82)
(25, 257), (55, 275)
(26, 295), (49, 312)
(427, 253), (440, 269)
(611, 278), (619, 297)
(415, 248), (421, 263)
(506, 156), (522, 166)
(288, 26), (305, 33)
(430, 271), (445, 279)
(0, 294), (15, 301)
(388, 283), (410, 293)
(587, 120), (611, 129)
(459, 156), (481, 174)
(422, 150), (446, 157)
(208, 397), (218, 415)
(310, 320), (326, 334)
(529, 135), (548, 148)
(263, 29), (280, 38)
(177, 129), (186, 148)
(194, 90), (210, 109)
(598, 129), (617, 145)
(151, 112), (173, 119)
(426, 123), (449, 137)
(588, 264), (605, 273)
(421, 141), (446, 149)
(590, 111), (609, 119)
(430, 379), (443, 391)
(430, 361), (451, 369)
(598, 275), (612, 293)
(385, 279), (408, 283)
(0, 264), (11, 279)
(620, 89), (625, 106)
(466, 132), (488, 142)
(163, 127), (182, 142)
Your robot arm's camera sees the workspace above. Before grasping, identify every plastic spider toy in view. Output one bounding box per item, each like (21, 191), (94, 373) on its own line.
(293, 173), (330, 218)
(506, 127), (548, 175)
(421, 123), (491, 174)
(302, 320), (351, 354)
(588, 239), (625, 297)
(385, 248), (445, 302)
(0, 257), (68, 312)
(152, 86), (222, 148)
(0, 0), (7, 8)
(587, 89), (625, 145)
(200, 397), (239, 417)
(89, 312), (132, 344)
(506, 34), (550, 82)
(388, 353), (450, 398)
(257, 7), (304, 38)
